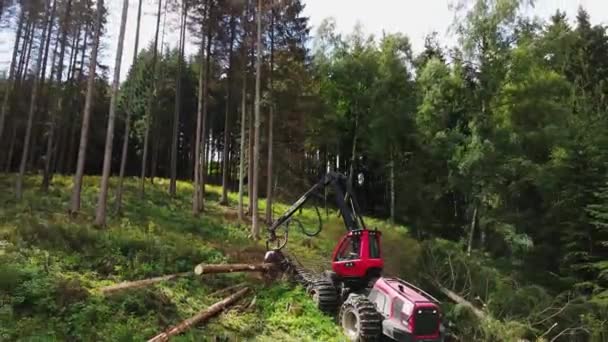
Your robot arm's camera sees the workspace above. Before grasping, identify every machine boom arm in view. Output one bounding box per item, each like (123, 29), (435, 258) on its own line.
(267, 172), (365, 242)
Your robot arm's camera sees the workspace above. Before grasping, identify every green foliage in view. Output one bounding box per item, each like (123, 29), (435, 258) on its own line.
(0, 175), (345, 341)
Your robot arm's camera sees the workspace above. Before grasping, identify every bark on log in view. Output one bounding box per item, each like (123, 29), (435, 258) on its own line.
(194, 262), (274, 276)
(100, 272), (191, 295)
(436, 283), (486, 320)
(147, 287), (250, 342)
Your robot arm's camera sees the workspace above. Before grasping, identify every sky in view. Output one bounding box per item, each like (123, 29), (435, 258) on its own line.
(1, 0), (608, 81)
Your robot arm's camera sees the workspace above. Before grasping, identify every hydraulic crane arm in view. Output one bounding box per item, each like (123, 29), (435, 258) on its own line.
(266, 172), (366, 250)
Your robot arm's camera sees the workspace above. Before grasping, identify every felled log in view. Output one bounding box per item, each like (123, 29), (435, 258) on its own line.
(99, 272), (192, 295)
(436, 284), (486, 320)
(193, 262), (275, 276)
(147, 287), (250, 342)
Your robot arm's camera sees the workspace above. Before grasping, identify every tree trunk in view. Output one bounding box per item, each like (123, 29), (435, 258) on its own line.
(199, 5), (213, 211)
(94, 0), (129, 227)
(115, 0), (143, 213)
(4, 123), (16, 172)
(348, 116), (358, 189)
(265, 9), (275, 223)
(467, 204), (478, 256)
(100, 272), (191, 295)
(193, 2), (208, 215)
(0, 9), (24, 144)
(147, 288), (249, 342)
(69, 0), (103, 213)
(140, 0), (163, 197)
(251, 0), (263, 239)
(21, 21), (34, 82)
(169, 1), (186, 197)
(16, 2), (51, 200)
(42, 0), (70, 190)
(193, 263), (274, 275)
(220, 15), (236, 205)
(78, 16), (90, 77)
(65, 24), (78, 80)
(389, 154), (395, 223)
(16, 19), (32, 81)
(237, 5), (248, 222)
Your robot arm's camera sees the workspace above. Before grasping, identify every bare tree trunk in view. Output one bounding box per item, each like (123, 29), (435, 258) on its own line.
(169, 1), (186, 197)
(42, 0), (69, 190)
(115, 0), (143, 213)
(66, 25), (78, 80)
(347, 116), (358, 188)
(265, 9), (275, 223)
(4, 123), (16, 172)
(94, 0), (128, 227)
(193, 1), (208, 215)
(237, 3), (248, 222)
(389, 152), (395, 223)
(140, 0), (163, 197)
(0, 9), (24, 144)
(21, 22), (34, 82)
(251, 0), (263, 239)
(16, 1), (51, 200)
(220, 15), (236, 205)
(199, 5), (213, 211)
(16, 19), (32, 81)
(467, 204), (478, 256)
(69, 0), (103, 214)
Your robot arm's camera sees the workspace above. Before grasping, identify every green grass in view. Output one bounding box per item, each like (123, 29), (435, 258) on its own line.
(0, 174), (352, 341)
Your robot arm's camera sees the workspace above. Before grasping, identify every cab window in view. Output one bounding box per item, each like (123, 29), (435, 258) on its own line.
(335, 236), (360, 261)
(369, 235), (380, 258)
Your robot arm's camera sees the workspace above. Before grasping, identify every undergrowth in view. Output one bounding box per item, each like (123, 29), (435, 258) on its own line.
(0, 174), (343, 341)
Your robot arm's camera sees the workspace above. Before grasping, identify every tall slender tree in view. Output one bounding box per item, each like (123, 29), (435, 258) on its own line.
(0, 8), (24, 145)
(199, 1), (213, 211)
(15, 0), (52, 200)
(69, 0), (104, 213)
(41, 0), (69, 190)
(193, 0), (208, 215)
(115, 0), (143, 213)
(237, 1), (249, 222)
(265, 6), (275, 222)
(140, 0), (163, 197)
(169, 0), (187, 197)
(220, 13), (237, 205)
(251, 0), (262, 238)
(94, 0), (129, 226)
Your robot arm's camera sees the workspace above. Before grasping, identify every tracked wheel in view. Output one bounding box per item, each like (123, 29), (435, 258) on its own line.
(307, 278), (339, 314)
(339, 294), (382, 342)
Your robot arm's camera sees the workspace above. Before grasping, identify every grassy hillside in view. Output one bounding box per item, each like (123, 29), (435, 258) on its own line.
(1, 174), (372, 341)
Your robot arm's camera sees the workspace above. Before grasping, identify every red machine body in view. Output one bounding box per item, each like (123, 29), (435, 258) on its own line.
(331, 229), (384, 279)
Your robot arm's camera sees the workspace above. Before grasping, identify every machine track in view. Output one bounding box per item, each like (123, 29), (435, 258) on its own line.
(284, 256), (339, 315)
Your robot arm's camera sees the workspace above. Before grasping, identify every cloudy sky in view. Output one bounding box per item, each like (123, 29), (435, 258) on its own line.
(1, 0), (608, 81)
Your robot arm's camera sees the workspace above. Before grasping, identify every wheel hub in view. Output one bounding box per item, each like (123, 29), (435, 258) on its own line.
(343, 310), (359, 340)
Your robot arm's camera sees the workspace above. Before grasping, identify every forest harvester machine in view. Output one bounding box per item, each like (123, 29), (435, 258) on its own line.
(263, 172), (446, 342)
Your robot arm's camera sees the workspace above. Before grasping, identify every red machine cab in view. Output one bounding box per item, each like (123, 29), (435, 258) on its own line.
(331, 229), (384, 279)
